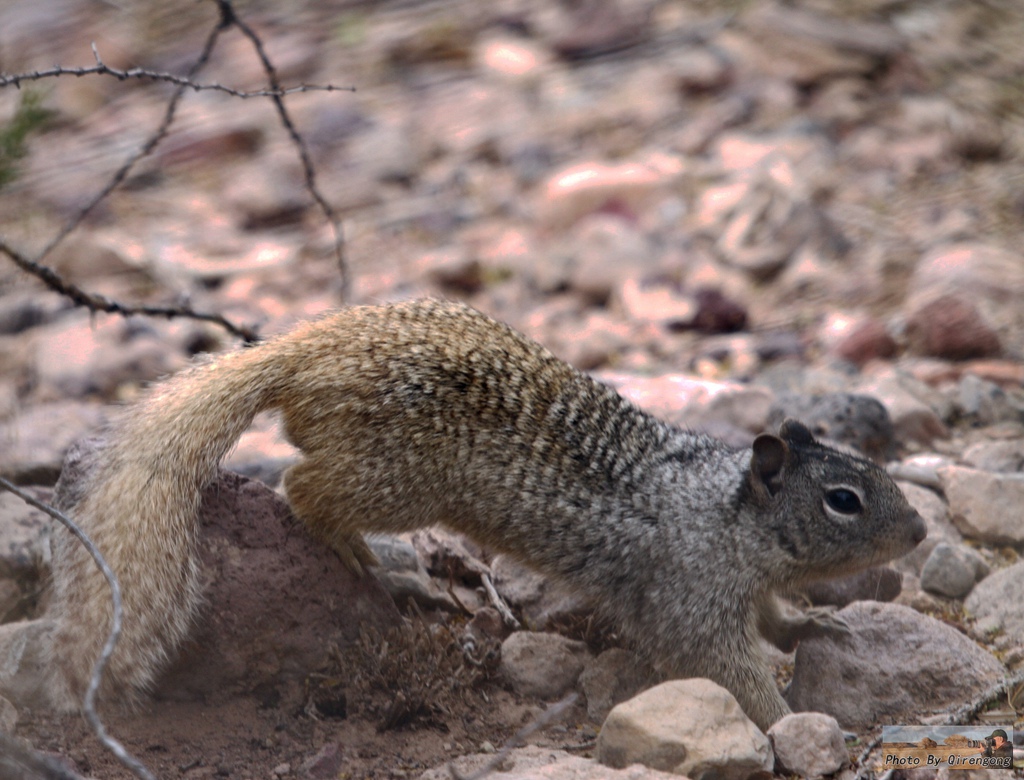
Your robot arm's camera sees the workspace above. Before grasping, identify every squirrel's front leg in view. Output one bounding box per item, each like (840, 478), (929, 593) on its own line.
(756, 596), (850, 654)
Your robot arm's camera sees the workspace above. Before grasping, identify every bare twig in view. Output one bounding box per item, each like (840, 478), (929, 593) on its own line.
(480, 572), (521, 630)
(449, 694), (578, 780)
(0, 62), (354, 99)
(0, 235), (259, 342)
(0, 0), (351, 338)
(215, 0), (349, 299)
(0, 478), (156, 780)
(38, 18), (225, 262)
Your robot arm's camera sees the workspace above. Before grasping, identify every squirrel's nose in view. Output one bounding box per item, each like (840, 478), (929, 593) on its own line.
(908, 509), (927, 545)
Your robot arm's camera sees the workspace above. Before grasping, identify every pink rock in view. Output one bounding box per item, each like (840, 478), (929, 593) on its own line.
(906, 295), (1001, 360)
(537, 155), (683, 230)
(834, 318), (897, 366)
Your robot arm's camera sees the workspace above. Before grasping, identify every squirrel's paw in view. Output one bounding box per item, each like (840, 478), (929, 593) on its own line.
(799, 607), (851, 640)
(769, 607), (850, 652)
(331, 533), (381, 576)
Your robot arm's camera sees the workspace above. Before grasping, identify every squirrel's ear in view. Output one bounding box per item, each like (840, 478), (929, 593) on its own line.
(750, 433), (790, 500)
(778, 419), (815, 446)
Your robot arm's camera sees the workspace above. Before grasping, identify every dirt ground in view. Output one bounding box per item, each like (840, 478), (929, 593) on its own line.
(18, 680), (584, 779)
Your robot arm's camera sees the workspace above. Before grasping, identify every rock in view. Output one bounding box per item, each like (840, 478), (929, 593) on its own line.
(920, 543), (989, 599)
(568, 216), (655, 304)
(856, 371), (949, 447)
(490, 555), (591, 629)
(908, 243), (1024, 314)
(888, 455), (954, 491)
(536, 155), (683, 230)
(619, 282), (747, 335)
(832, 317), (898, 366)
(365, 535), (458, 612)
(961, 440), (1024, 473)
(965, 561), (1024, 653)
(767, 392), (895, 462)
(768, 712), (847, 777)
(499, 632), (590, 700)
(905, 295), (1001, 360)
(787, 602), (1005, 728)
(29, 314), (198, 401)
(0, 489), (51, 582)
(0, 619), (55, 709)
(579, 648), (651, 723)
(300, 743), (344, 780)
(668, 46), (733, 96)
(545, 0), (651, 61)
(221, 162), (306, 231)
(597, 679), (773, 779)
(740, 3), (903, 84)
(957, 374), (1022, 425)
(690, 288), (749, 335)
(154, 469), (402, 700)
(0, 402), (107, 485)
(474, 34), (550, 86)
(422, 745), (679, 780)
(804, 566), (902, 608)
(596, 373), (774, 432)
(892, 480), (959, 574)
(410, 528), (489, 580)
(0, 693), (16, 733)
(938, 466), (1024, 544)
(347, 121), (419, 184)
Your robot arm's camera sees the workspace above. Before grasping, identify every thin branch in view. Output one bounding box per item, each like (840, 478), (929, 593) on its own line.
(36, 23), (225, 260)
(0, 235), (260, 342)
(0, 63), (355, 99)
(0, 478), (155, 780)
(481, 572), (521, 629)
(217, 0), (349, 299)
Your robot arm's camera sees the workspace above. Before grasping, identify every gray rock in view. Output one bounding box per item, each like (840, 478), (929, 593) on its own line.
(958, 374), (1022, 424)
(787, 602), (1005, 728)
(920, 543), (989, 599)
(856, 372), (950, 447)
(939, 466), (1024, 544)
(421, 745), (680, 780)
(965, 561), (1024, 653)
(768, 712), (847, 777)
(500, 631), (590, 699)
(962, 440), (1024, 473)
(0, 402), (107, 485)
(804, 566), (902, 607)
(0, 489), (51, 581)
(579, 648), (651, 723)
(767, 392), (895, 462)
(0, 693), (16, 733)
(0, 619), (55, 709)
(365, 534), (458, 612)
(597, 679), (773, 780)
(491, 555), (591, 629)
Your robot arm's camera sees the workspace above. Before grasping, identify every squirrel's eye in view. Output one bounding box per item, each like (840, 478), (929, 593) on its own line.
(825, 488), (862, 514)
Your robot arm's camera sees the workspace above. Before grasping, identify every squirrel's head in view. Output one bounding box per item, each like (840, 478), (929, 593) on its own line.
(747, 418), (927, 581)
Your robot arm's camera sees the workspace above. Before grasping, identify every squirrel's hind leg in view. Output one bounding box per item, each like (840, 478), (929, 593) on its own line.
(283, 459), (379, 574)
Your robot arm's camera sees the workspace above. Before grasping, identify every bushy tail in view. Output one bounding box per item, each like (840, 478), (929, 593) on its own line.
(47, 344), (288, 709)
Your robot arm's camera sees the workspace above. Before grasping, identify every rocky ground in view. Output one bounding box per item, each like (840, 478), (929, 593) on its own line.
(1, 0), (1023, 777)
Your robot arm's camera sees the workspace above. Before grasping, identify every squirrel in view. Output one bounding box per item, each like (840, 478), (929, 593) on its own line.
(47, 298), (926, 731)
